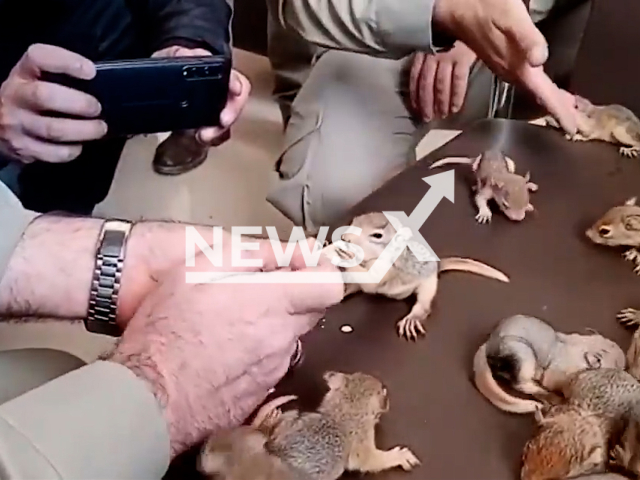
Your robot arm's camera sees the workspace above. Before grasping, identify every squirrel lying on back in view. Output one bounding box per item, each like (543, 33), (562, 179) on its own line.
(199, 371), (420, 480)
(473, 314), (625, 414)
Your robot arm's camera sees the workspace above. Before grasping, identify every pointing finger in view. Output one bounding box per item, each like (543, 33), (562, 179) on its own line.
(494, 0), (548, 67)
(518, 66), (577, 135)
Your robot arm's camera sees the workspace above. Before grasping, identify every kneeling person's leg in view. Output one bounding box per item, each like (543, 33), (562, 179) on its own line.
(0, 348), (86, 405)
(267, 51), (423, 233)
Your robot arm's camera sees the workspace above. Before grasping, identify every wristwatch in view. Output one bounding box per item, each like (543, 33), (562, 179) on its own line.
(85, 219), (133, 336)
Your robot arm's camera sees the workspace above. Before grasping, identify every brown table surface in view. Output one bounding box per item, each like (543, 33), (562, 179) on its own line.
(165, 119), (640, 480)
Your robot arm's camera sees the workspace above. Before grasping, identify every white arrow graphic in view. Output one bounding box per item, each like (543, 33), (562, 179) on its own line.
(186, 170), (456, 284)
(382, 169), (455, 262)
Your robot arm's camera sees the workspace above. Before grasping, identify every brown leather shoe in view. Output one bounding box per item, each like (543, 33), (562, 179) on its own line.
(152, 129), (212, 176)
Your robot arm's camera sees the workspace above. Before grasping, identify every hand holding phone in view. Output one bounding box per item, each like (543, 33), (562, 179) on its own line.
(151, 46), (250, 147)
(0, 44), (107, 164)
(42, 55), (232, 138)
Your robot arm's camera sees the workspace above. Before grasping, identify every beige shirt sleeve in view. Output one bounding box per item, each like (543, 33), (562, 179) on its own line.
(0, 361), (171, 479)
(273, 0), (439, 59)
(0, 184), (171, 478)
(0, 181), (38, 281)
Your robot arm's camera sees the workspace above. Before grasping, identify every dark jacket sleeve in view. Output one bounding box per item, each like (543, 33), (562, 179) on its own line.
(141, 0), (233, 55)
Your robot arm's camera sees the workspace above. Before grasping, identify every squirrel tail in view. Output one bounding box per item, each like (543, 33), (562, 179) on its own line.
(473, 343), (541, 414)
(429, 156), (474, 169)
(250, 394), (298, 429)
(439, 257), (510, 282)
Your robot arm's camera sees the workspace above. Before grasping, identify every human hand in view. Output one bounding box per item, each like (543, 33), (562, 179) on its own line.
(432, 0), (577, 134)
(108, 236), (344, 456)
(152, 46), (251, 146)
(0, 44), (107, 163)
(409, 42), (477, 121)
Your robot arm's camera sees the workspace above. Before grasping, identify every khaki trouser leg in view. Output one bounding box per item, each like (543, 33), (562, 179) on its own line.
(265, 0), (318, 126)
(266, 50), (494, 233)
(0, 348), (86, 405)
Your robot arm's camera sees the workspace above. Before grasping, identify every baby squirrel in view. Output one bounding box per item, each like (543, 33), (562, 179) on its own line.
(198, 395), (311, 480)
(200, 372), (420, 480)
(521, 368), (640, 480)
(473, 314), (625, 414)
(330, 212), (510, 341)
(522, 403), (621, 480)
(263, 371), (420, 480)
(429, 148), (538, 223)
(586, 196), (640, 276)
(543, 95), (640, 158)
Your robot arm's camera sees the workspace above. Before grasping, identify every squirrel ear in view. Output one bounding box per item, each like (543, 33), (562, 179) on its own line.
(624, 215), (640, 231)
(625, 196), (637, 206)
(523, 171), (531, 182)
(323, 371), (345, 389)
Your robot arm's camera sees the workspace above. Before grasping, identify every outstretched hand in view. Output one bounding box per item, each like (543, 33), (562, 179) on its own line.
(432, 0), (577, 134)
(109, 235), (344, 456)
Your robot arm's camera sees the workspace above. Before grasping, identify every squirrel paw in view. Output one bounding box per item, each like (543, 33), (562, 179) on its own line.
(624, 249), (640, 263)
(397, 316), (426, 341)
(260, 408), (283, 430)
(565, 133), (588, 142)
(388, 446), (421, 471)
(618, 308), (640, 328)
(620, 146), (640, 158)
(475, 211), (492, 224)
(610, 445), (630, 467)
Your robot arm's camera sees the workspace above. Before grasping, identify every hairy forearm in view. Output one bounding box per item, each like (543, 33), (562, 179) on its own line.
(0, 215), (103, 319)
(0, 215), (219, 323)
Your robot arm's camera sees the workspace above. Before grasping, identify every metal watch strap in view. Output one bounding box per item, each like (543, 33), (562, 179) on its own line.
(85, 220), (132, 336)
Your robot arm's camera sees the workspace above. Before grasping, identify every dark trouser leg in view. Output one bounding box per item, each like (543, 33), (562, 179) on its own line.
(18, 138), (128, 214)
(14, 0), (145, 214)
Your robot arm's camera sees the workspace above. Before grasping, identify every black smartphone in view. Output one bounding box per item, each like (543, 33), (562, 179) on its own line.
(41, 55), (231, 137)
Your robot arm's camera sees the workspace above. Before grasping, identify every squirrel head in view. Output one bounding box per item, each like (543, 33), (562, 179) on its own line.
(490, 176), (536, 222)
(198, 426), (267, 476)
(586, 197), (640, 247)
(340, 212), (398, 261)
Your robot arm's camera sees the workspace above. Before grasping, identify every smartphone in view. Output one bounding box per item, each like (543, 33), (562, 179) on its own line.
(41, 55), (231, 137)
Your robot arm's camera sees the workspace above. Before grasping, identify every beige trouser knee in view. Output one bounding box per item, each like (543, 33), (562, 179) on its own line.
(0, 348), (86, 405)
(266, 50), (494, 233)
